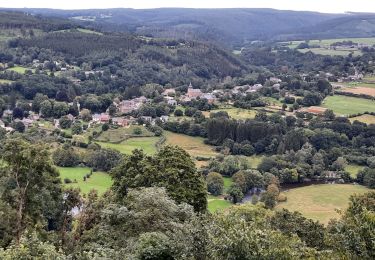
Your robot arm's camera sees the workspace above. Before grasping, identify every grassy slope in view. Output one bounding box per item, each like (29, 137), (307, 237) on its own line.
(204, 108), (257, 120)
(164, 131), (217, 158)
(322, 95), (375, 116)
(277, 184), (370, 224)
(96, 126), (153, 143)
(58, 167), (112, 195)
(350, 114), (375, 125)
(96, 137), (159, 155)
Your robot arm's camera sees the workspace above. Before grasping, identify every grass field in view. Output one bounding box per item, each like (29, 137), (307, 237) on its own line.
(345, 164), (365, 178)
(96, 136), (160, 155)
(208, 199), (232, 213)
(338, 81), (375, 89)
(277, 184), (370, 224)
(0, 79), (13, 84)
(164, 131), (217, 158)
(349, 114), (375, 125)
(96, 125), (153, 143)
(284, 38), (375, 48)
(6, 66), (34, 74)
(223, 177), (233, 193)
(322, 95), (375, 116)
(58, 167), (112, 195)
(298, 48), (362, 56)
(203, 108), (257, 120)
(282, 38), (375, 56)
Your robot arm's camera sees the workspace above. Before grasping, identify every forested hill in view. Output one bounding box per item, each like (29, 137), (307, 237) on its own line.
(0, 11), (247, 86)
(293, 14), (375, 40)
(0, 11), (77, 31)
(1, 8), (341, 47)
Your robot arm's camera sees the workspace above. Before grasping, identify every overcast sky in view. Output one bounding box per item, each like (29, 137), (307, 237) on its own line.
(1, 0), (375, 13)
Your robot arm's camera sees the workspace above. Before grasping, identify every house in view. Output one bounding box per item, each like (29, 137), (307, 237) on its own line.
(2, 109), (13, 118)
(160, 115), (169, 122)
(202, 93), (217, 104)
(141, 116), (152, 123)
(186, 83), (203, 98)
(0, 120), (4, 128)
(28, 113), (40, 121)
(246, 84), (263, 93)
(167, 99), (177, 106)
(92, 114), (101, 123)
(21, 118), (34, 128)
(112, 117), (129, 127)
(100, 114), (110, 123)
(119, 100), (138, 114)
(269, 77), (282, 83)
(162, 88), (176, 96)
(66, 114), (75, 121)
(119, 96), (149, 114)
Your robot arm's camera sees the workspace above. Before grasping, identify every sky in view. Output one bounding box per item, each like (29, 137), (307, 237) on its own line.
(0, 0), (375, 13)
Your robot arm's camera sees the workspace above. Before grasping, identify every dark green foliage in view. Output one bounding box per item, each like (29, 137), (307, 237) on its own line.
(111, 146), (207, 212)
(228, 184), (244, 203)
(52, 146), (80, 167)
(59, 115), (72, 129)
(270, 209), (325, 249)
(206, 172), (224, 196)
(86, 148), (122, 172)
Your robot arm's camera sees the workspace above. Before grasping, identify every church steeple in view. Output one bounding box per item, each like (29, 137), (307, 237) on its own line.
(188, 82), (193, 88)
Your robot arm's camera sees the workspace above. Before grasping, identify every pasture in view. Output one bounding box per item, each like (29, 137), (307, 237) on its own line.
(321, 95), (375, 116)
(208, 198), (232, 213)
(277, 184), (370, 224)
(204, 107), (257, 120)
(282, 38), (375, 56)
(164, 131), (218, 158)
(349, 114), (375, 125)
(95, 125), (153, 143)
(96, 136), (160, 155)
(298, 48), (361, 56)
(6, 66), (34, 74)
(58, 167), (112, 195)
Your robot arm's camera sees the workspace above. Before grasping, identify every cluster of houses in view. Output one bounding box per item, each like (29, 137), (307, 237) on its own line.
(0, 110), (41, 132)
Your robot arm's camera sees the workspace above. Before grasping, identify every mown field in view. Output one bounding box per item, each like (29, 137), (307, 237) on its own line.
(6, 66), (34, 74)
(164, 131), (218, 158)
(285, 38), (375, 48)
(203, 107), (257, 120)
(277, 184), (370, 224)
(322, 95), (375, 116)
(298, 48), (362, 56)
(207, 198), (232, 212)
(350, 114), (375, 125)
(58, 167), (112, 195)
(96, 136), (160, 155)
(95, 125), (153, 143)
(282, 38), (375, 56)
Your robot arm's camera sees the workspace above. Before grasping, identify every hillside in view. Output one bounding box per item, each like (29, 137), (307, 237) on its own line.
(1, 8), (341, 47)
(280, 13), (375, 40)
